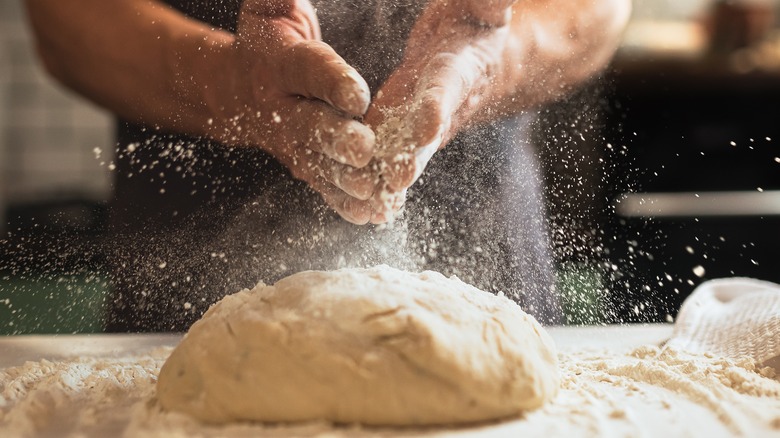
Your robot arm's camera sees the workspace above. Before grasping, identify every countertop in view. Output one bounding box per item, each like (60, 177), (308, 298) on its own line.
(3, 323), (779, 437)
(0, 324), (674, 369)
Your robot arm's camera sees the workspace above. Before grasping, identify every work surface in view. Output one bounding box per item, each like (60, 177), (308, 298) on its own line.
(0, 324), (672, 368)
(1, 324), (779, 437)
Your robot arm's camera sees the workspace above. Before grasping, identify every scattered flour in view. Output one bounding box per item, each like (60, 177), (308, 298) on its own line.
(0, 349), (167, 438)
(2, 344), (779, 437)
(371, 94), (445, 215)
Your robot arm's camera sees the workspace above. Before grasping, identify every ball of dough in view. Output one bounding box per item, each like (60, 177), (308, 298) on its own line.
(157, 265), (559, 426)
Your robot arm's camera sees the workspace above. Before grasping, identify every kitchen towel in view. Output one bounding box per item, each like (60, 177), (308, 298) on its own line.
(667, 277), (780, 371)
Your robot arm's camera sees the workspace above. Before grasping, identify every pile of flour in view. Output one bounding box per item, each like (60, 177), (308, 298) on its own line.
(0, 349), (166, 437)
(2, 345), (779, 437)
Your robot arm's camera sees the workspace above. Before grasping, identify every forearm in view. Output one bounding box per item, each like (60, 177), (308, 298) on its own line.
(25, 0), (233, 138)
(489, 0), (631, 116)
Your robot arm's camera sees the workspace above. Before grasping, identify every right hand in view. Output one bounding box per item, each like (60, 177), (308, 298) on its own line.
(205, 0), (387, 224)
(363, 0), (516, 218)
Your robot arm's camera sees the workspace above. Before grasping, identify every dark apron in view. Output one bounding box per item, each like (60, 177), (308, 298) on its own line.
(105, 0), (561, 332)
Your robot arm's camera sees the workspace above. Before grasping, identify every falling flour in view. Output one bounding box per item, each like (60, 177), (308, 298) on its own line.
(370, 82), (446, 216)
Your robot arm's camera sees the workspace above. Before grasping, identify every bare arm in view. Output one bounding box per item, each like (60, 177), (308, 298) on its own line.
(491, 0), (633, 118)
(25, 0), (231, 137)
(25, 0), (392, 225)
(26, 0), (630, 224)
(365, 0), (632, 192)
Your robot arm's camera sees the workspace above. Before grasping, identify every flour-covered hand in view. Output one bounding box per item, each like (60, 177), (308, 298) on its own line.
(364, 0), (516, 197)
(210, 0), (380, 224)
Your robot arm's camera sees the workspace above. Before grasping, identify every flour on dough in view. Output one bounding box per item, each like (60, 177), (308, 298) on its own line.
(156, 265), (559, 426)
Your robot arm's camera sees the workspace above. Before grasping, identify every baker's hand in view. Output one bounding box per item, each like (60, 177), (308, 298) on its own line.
(207, 0), (380, 224)
(365, 0), (516, 200)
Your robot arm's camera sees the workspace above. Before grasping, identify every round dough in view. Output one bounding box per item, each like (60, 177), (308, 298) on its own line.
(157, 265), (559, 426)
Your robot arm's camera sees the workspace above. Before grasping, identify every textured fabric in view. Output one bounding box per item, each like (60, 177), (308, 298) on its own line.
(106, 0), (560, 332)
(668, 278), (780, 371)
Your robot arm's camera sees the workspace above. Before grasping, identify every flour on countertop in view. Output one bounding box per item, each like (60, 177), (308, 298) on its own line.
(2, 345), (779, 437)
(0, 348), (168, 438)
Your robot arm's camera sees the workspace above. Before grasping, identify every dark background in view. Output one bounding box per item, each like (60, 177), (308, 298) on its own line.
(2, 0), (780, 331)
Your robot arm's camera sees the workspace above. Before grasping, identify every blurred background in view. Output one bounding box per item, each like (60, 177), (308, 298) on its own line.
(1, 0), (780, 333)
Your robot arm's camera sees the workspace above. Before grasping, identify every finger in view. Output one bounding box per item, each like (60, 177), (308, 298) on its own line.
(283, 147), (374, 224)
(370, 210), (393, 225)
(315, 117), (376, 168)
(309, 175), (373, 225)
(278, 41), (371, 116)
(382, 128), (443, 192)
(386, 48), (487, 190)
(298, 127), (381, 203)
(365, 90), (429, 192)
(281, 99), (375, 168)
(375, 83), (457, 190)
(318, 158), (380, 200)
(381, 152), (415, 193)
(370, 213), (392, 225)
(370, 109), (440, 192)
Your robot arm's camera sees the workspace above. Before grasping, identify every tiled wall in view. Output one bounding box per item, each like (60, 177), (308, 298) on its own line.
(0, 0), (114, 230)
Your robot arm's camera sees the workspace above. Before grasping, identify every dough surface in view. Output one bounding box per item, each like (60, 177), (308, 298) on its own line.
(157, 265), (559, 426)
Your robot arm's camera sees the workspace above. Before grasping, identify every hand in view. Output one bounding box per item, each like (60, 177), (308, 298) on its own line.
(365, 0), (516, 199)
(207, 0), (382, 224)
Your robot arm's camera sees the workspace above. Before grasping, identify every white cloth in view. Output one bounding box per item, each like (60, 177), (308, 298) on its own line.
(668, 277), (780, 371)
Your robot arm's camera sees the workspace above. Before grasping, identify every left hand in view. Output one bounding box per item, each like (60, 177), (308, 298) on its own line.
(213, 0), (387, 225)
(364, 0), (517, 208)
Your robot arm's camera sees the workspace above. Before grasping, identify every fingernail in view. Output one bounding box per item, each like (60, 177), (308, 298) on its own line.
(334, 70), (371, 116)
(333, 123), (375, 167)
(345, 199), (371, 225)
